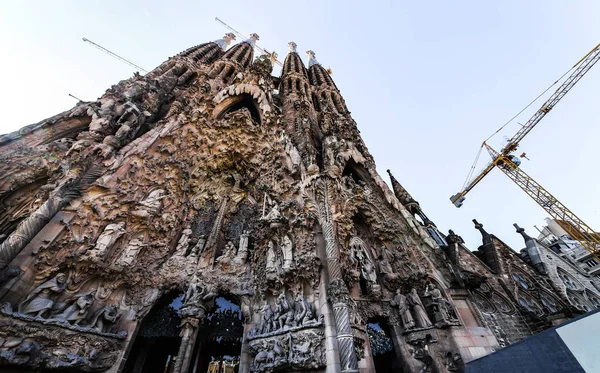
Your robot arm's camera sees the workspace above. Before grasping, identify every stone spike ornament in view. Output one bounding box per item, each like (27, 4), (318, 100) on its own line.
(0, 32), (582, 373)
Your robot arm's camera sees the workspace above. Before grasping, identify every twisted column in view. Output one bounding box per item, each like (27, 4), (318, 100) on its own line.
(319, 179), (359, 373)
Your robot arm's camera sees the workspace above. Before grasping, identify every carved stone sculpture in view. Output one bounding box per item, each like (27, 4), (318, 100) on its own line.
(407, 288), (433, 329)
(88, 304), (121, 333)
(18, 273), (67, 318)
(424, 283), (458, 325)
(280, 234), (293, 271)
(233, 230), (250, 265)
(54, 290), (95, 325)
(132, 189), (165, 218)
(85, 222), (126, 262)
(115, 237), (145, 267)
(390, 289), (415, 330)
(275, 293), (294, 329)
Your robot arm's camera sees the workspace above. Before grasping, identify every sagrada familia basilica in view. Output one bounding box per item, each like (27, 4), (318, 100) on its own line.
(0, 32), (598, 373)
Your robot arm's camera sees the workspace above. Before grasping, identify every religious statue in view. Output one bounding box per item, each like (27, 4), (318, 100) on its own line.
(390, 289), (415, 330)
(259, 303), (274, 334)
(261, 194), (285, 226)
(115, 237), (145, 267)
(173, 227), (193, 257)
(85, 222), (126, 262)
(233, 230), (250, 265)
(18, 273), (68, 318)
(275, 293), (294, 330)
(378, 250), (397, 285)
(266, 241), (282, 280)
(216, 241), (237, 268)
(88, 304), (121, 333)
(180, 277), (217, 319)
(131, 189), (165, 218)
(407, 288), (433, 328)
(294, 295), (315, 326)
(424, 283), (457, 324)
(54, 290), (95, 325)
(280, 234), (294, 271)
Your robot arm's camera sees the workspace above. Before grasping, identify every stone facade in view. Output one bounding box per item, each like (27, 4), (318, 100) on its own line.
(0, 33), (593, 373)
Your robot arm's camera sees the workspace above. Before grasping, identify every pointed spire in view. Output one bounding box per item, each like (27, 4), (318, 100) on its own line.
(514, 223), (547, 275)
(288, 41), (297, 54)
(386, 169), (418, 207)
(214, 33), (236, 51)
(473, 219), (501, 273)
(306, 50), (319, 67)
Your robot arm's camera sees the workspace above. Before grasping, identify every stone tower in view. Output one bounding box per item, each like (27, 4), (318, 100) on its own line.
(0, 33), (576, 373)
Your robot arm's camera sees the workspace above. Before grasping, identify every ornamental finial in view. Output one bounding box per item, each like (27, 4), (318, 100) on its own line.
(246, 33), (260, 47)
(288, 42), (297, 54)
(306, 50), (319, 67)
(214, 33), (236, 51)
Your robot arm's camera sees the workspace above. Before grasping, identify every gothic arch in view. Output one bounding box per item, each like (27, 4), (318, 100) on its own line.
(213, 93), (262, 124)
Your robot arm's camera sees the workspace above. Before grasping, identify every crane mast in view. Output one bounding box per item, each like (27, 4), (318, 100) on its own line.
(450, 42), (600, 259)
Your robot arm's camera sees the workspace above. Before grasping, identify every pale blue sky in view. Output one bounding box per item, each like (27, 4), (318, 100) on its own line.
(1, 1), (599, 251)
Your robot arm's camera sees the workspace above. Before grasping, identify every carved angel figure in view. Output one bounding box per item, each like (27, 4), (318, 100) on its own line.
(54, 290), (95, 325)
(407, 288), (432, 328)
(18, 273), (67, 318)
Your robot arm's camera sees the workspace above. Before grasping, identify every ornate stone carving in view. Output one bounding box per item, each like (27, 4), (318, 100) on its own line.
(84, 222), (126, 263)
(53, 290), (95, 325)
(407, 288), (433, 329)
(18, 273), (68, 318)
(390, 289), (416, 330)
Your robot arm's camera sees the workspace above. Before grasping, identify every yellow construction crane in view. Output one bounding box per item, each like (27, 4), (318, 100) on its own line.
(450, 43), (600, 259)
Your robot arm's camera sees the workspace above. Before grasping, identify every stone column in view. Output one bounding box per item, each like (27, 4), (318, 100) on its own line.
(319, 179), (359, 373)
(173, 316), (201, 373)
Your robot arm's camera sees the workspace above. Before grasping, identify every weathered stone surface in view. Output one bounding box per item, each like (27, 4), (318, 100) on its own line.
(0, 34), (596, 373)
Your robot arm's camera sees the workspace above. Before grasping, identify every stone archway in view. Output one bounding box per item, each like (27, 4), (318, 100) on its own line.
(123, 292), (183, 373)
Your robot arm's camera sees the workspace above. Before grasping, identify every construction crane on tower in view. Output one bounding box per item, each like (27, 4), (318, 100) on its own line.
(82, 37), (148, 74)
(214, 17), (283, 67)
(450, 42), (600, 260)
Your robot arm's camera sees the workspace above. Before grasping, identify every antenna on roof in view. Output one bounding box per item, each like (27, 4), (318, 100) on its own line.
(214, 17), (283, 67)
(82, 37), (148, 74)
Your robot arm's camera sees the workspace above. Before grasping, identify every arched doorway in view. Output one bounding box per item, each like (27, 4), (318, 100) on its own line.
(124, 293), (183, 373)
(366, 319), (400, 373)
(190, 296), (244, 373)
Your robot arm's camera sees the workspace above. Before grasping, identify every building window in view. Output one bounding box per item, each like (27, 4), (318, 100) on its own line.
(540, 295), (559, 313)
(512, 272), (532, 290)
(558, 270), (581, 290)
(518, 293), (542, 315)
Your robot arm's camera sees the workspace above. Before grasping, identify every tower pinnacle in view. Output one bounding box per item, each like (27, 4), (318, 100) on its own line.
(288, 41), (297, 54)
(214, 33), (236, 51)
(246, 33), (260, 47)
(306, 50), (319, 67)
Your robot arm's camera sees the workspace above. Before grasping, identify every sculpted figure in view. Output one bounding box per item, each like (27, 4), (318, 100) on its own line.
(259, 303), (274, 334)
(281, 234), (294, 270)
(266, 241), (281, 278)
(116, 237), (145, 267)
(407, 288), (433, 328)
(378, 254), (397, 283)
(89, 304), (121, 333)
(424, 283), (456, 323)
(19, 273), (68, 318)
(216, 241), (237, 268)
(294, 295), (315, 326)
(390, 289), (415, 329)
(86, 222), (126, 262)
(132, 189), (166, 217)
(233, 230), (250, 265)
(173, 227), (193, 257)
(54, 290), (95, 325)
(276, 293), (294, 329)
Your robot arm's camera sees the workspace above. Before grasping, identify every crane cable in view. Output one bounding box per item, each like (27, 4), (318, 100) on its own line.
(460, 55), (583, 191)
(483, 62), (579, 144)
